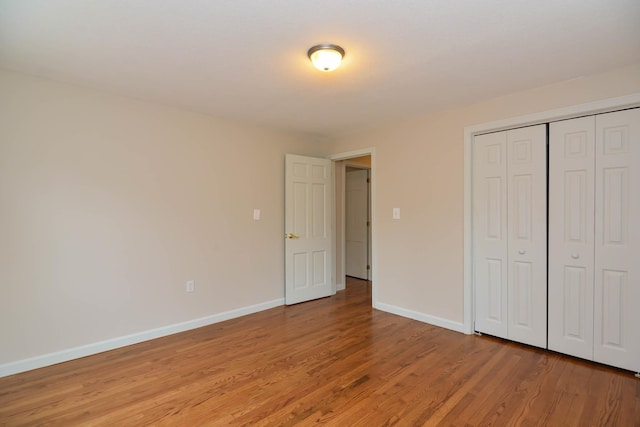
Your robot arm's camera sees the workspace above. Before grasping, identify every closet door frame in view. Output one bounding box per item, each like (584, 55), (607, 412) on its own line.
(464, 93), (640, 336)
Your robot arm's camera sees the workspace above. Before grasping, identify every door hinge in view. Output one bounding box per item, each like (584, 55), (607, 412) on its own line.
(366, 178), (371, 183)
(367, 265), (371, 270)
(366, 221), (370, 227)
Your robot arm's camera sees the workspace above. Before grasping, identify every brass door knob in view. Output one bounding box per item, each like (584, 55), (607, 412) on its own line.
(285, 233), (300, 239)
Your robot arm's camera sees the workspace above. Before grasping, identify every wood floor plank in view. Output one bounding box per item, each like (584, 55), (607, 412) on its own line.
(1, 278), (638, 426)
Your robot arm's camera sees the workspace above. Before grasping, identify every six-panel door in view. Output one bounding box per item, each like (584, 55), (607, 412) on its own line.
(285, 154), (334, 305)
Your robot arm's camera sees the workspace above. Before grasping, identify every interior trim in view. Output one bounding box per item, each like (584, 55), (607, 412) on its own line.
(0, 298), (284, 378)
(329, 148), (377, 304)
(376, 302), (466, 334)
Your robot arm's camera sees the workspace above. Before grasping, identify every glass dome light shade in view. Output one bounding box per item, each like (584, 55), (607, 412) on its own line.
(308, 44), (345, 72)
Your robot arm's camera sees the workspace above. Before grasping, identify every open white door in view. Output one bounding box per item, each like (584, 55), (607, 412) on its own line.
(345, 168), (369, 279)
(285, 154), (335, 305)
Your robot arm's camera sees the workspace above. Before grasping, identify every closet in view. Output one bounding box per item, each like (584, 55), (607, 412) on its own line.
(473, 107), (640, 373)
(548, 108), (640, 373)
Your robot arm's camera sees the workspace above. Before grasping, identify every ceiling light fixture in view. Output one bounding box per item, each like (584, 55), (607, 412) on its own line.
(307, 44), (345, 72)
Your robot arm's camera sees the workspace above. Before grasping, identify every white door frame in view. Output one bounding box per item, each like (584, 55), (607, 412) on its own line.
(463, 93), (640, 334)
(329, 148), (377, 305)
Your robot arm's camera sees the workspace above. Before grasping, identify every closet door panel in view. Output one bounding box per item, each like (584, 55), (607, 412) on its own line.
(594, 108), (640, 372)
(473, 132), (508, 339)
(548, 117), (595, 360)
(507, 125), (547, 348)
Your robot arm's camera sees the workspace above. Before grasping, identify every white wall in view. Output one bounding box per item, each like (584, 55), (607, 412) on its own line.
(0, 70), (327, 370)
(327, 63), (640, 331)
(3, 62), (640, 375)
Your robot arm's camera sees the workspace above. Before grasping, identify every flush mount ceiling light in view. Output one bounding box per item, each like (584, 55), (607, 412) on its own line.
(307, 44), (345, 72)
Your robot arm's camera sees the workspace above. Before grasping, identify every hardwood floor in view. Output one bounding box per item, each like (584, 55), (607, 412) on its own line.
(1, 277), (638, 426)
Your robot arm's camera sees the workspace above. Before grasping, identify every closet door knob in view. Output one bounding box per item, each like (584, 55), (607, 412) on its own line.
(571, 253), (580, 259)
(518, 249), (525, 255)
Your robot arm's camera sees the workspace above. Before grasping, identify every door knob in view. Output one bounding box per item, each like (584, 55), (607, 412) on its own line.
(571, 253), (580, 259)
(285, 233), (300, 239)
(518, 249), (526, 255)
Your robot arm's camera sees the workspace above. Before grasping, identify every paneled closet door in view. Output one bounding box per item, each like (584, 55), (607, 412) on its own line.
(506, 125), (547, 348)
(594, 108), (640, 373)
(473, 125), (547, 347)
(473, 131), (508, 339)
(548, 117), (595, 360)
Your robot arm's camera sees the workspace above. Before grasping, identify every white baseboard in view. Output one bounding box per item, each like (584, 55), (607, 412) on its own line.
(374, 302), (466, 334)
(0, 298), (284, 378)
(336, 281), (345, 291)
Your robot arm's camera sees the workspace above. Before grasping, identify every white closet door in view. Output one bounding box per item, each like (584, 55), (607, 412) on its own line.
(548, 117), (595, 359)
(473, 131), (508, 339)
(506, 125), (547, 348)
(594, 108), (640, 372)
(473, 125), (547, 346)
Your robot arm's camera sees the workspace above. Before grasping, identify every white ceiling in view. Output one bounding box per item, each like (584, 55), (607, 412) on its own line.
(1, 1), (639, 138)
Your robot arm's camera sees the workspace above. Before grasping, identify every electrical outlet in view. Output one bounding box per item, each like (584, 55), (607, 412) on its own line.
(186, 280), (195, 292)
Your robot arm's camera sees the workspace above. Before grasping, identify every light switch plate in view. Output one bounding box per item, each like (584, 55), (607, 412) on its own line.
(253, 209), (261, 220)
(393, 208), (400, 219)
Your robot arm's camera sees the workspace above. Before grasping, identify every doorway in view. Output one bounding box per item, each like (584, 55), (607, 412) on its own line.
(345, 164), (370, 281)
(330, 149), (375, 299)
